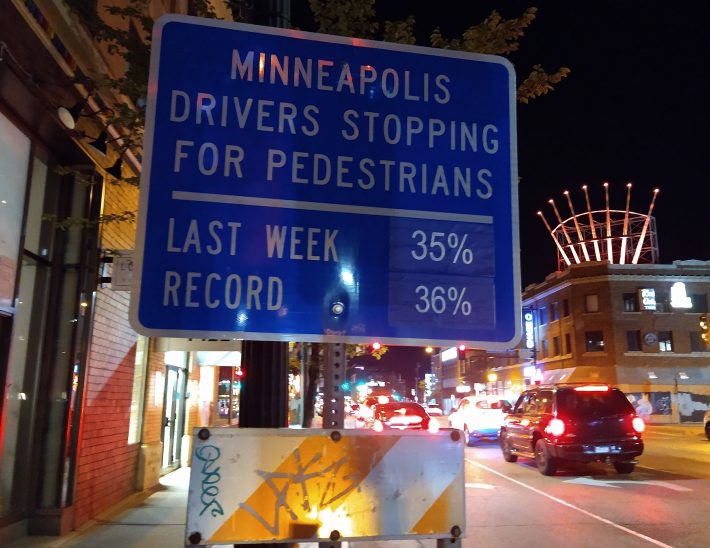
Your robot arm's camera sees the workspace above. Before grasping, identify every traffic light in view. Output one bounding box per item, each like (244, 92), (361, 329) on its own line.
(457, 344), (466, 360)
(700, 315), (709, 343)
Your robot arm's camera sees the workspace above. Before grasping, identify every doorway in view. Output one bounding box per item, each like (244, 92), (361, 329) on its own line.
(161, 365), (186, 471)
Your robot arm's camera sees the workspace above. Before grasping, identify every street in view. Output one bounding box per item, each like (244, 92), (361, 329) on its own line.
(9, 424), (708, 548)
(335, 418), (710, 548)
(458, 425), (710, 548)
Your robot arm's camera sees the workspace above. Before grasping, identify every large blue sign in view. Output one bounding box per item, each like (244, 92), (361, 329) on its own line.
(130, 15), (521, 348)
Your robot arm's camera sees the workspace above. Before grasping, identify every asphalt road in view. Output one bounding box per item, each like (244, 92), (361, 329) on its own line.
(343, 417), (709, 547)
(460, 424), (710, 548)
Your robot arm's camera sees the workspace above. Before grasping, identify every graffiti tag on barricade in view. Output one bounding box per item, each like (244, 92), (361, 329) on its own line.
(185, 428), (464, 545)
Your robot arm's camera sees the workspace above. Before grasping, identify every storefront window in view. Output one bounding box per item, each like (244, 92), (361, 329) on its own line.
(216, 367), (241, 424)
(0, 111), (87, 515)
(0, 111), (33, 515)
(0, 111), (29, 312)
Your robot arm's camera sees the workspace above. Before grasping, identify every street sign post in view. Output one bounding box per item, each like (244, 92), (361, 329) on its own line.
(131, 15), (520, 348)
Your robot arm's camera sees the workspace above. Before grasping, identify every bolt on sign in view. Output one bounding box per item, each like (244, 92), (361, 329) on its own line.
(185, 428), (465, 545)
(131, 15), (520, 348)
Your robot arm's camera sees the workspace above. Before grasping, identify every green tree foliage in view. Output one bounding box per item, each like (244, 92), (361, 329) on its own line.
(65, 0), (567, 184)
(63, 0), (567, 423)
(310, 2), (569, 104)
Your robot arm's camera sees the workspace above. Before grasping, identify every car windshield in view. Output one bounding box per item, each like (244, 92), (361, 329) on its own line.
(557, 388), (634, 418)
(375, 402), (427, 419)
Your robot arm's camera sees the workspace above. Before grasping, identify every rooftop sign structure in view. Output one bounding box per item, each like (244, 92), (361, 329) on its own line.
(537, 184), (660, 272)
(131, 15), (520, 348)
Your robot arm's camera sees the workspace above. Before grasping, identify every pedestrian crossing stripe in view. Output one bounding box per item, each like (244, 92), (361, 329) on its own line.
(186, 429), (464, 544)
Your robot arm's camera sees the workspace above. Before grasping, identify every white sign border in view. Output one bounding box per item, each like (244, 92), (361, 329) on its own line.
(129, 15), (521, 350)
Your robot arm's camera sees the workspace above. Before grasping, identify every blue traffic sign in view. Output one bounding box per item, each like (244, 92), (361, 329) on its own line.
(130, 15), (521, 348)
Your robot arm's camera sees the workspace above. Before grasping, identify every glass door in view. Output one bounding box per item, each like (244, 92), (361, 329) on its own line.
(161, 366), (185, 471)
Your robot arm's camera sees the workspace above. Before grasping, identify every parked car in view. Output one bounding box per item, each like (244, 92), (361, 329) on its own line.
(424, 403), (443, 416)
(704, 409), (710, 440)
(448, 395), (511, 446)
(369, 401), (439, 433)
(500, 384), (645, 475)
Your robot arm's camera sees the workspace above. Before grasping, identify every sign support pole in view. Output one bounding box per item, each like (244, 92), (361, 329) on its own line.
(322, 343), (345, 429)
(320, 343), (345, 548)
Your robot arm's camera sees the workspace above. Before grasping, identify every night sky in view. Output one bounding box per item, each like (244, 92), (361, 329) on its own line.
(370, 0), (710, 288)
(295, 1), (710, 376)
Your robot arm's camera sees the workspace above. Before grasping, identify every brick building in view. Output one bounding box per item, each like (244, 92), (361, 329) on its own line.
(439, 261), (710, 424)
(0, 1), (246, 542)
(0, 0), (299, 542)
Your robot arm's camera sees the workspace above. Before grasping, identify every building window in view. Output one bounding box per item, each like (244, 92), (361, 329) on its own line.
(623, 293), (638, 312)
(553, 336), (561, 356)
(127, 336), (149, 444)
(563, 299), (570, 317)
(550, 302), (559, 321)
(691, 294), (708, 313)
(538, 306), (547, 325)
(541, 339), (548, 358)
(564, 333), (572, 354)
(585, 294), (599, 313)
(658, 331), (673, 352)
(626, 330), (642, 351)
(689, 332), (706, 352)
(585, 331), (605, 352)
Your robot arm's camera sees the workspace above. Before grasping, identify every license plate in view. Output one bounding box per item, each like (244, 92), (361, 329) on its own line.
(594, 446), (610, 453)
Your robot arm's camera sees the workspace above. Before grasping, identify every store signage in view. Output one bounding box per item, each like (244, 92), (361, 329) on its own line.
(523, 310), (535, 349)
(110, 251), (134, 291)
(131, 15), (520, 348)
(670, 282), (692, 309)
(639, 288), (657, 311)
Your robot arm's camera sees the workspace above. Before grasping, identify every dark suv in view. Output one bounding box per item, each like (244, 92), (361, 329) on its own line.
(500, 384), (645, 475)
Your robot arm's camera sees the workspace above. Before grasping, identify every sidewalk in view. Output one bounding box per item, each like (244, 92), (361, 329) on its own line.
(8, 466), (436, 548)
(8, 468), (190, 548)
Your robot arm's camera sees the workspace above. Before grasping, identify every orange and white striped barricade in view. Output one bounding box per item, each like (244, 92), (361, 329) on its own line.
(185, 427), (465, 545)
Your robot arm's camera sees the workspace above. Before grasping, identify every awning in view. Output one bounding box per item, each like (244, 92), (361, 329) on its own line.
(616, 365), (710, 385)
(541, 366), (616, 385)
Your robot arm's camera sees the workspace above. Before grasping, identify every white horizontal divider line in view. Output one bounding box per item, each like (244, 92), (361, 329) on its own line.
(172, 191), (493, 224)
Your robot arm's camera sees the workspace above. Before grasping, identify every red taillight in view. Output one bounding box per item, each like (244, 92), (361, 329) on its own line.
(373, 420), (384, 432)
(428, 419), (440, 433)
(546, 418), (565, 437)
(632, 416), (645, 433)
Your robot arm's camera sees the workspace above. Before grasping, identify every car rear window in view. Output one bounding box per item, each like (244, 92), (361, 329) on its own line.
(376, 402), (427, 419)
(557, 388), (635, 418)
